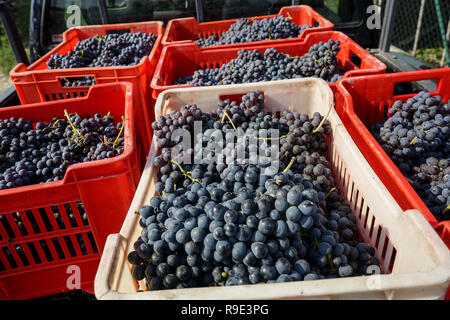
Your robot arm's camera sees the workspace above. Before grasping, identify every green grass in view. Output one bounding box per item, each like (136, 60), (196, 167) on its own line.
(0, 0), (30, 74)
(324, 0), (340, 14)
(414, 47), (449, 68)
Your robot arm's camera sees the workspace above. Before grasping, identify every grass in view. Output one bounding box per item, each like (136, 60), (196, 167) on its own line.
(414, 47), (449, 68)
(0, 0), (30, 74)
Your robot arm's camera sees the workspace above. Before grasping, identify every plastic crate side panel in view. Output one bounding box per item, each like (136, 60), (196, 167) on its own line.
(0, 256), (99, 300)
(76, 162), (138, 253)
(168, 18), (198, 43)
(152, 32), (385, 101)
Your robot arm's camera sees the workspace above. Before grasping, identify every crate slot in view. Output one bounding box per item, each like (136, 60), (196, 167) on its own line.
(23, 210), (41, 234)
(38, 239), (54, 262)
(61, 235), (76, 258)
(37, 208), (54, 232)
(0, 214), (17, 239)
(62, 204), (78, 228)
(87, 232), (99, 254)
(13, 213), (28, 236)
(388, 247), (397, 273)
(15, 244), (31, 266)
(51, 237), (66, 260)
(350, 53), (362, 69)
(1, 247), (17, 269)
(76, 234), (88, 255)
(26, 241), (42, 264)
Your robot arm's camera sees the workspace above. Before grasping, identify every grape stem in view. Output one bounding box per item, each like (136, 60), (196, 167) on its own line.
(280, 151), (290, 161)
(51, 119), (61, 129)
(313, 239), (319, 249)
(324, 187), (337, 200)
(113, 116), (125, 150)
(256, 131), (292, 141)
(170, 159), (201, 184)
(221, 111), (237, 130)
(283, 157), (296, 173)
(443, 204), (450, 215)
(312, 104), (333, 134)
(64, 109), (84, 141)
(327, 254), (336, 273)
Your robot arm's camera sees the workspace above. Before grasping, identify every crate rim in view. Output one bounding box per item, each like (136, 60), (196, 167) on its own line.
(9, 20), (164, 78)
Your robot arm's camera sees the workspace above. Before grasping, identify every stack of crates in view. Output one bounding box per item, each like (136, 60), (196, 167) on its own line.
(151, 5), (386, 101)
(3, 22), (164, 299)
(3, 3), (449, 300)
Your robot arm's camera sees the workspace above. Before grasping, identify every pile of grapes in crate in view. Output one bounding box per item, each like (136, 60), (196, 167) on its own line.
(370, 92), (449, 222)
(47, 31), (158, 87)
(0, 112), (125, 190)
(176, 39), (345, 86)
(195, 15), (312, 47)
(127, 91), (381, 290)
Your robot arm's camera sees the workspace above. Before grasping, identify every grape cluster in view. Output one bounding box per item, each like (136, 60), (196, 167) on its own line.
(370, 91), (450, 221)
(195, 16), (312, 47)
(47, 32), (157, 86)
(0, 113), (125, 190)
(176, 40), (345, 87)
(128, 91), (380, 290)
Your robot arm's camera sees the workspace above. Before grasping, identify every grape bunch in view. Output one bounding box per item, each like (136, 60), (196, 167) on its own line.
(127, 91), (380, 290)
(0, 112), (125, 190)
(195, 16), (312, 47)
(175, 40), (345, 87)
(370, 91), (450, 221)
(47, 32), (158, 86)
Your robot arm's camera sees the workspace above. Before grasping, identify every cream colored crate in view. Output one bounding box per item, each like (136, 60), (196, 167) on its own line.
(94, 79), (450, 300)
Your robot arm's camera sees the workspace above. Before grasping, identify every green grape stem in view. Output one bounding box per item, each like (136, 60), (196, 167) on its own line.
(113, 116), (125, 150)
(221, 111), (237, 130)
(312, 105), (332, 134)
(64, 109), (84, 141)
(283, 157), (296, 173)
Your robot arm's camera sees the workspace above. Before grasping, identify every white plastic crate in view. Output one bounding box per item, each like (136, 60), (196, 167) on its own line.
(94, 79), (450, 300)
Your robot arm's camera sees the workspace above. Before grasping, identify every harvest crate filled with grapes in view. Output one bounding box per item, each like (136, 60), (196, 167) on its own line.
(9, 21), (164, 168)
(0, 83), (140, 299)
(0, 1), (449, 302)
(161, 5), (334, 49)
(94, 79), (450, 300)
(151, 31), (386, 100)
(334, 69), (450, 247)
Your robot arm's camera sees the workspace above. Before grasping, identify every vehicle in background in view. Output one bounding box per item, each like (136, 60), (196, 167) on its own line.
(0, 0), (438, 108)
(31, 0), (378, 61)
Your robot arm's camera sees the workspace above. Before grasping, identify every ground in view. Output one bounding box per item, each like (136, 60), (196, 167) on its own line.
(0, 71), (12, 93)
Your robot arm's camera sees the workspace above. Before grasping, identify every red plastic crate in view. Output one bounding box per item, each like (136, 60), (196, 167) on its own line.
(0, 83), (140, 300)
(9, 21), (164, 168)
(151, 31), (386, 100)
(162, 5), (334, 49)
(334, 68), (450, 250)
